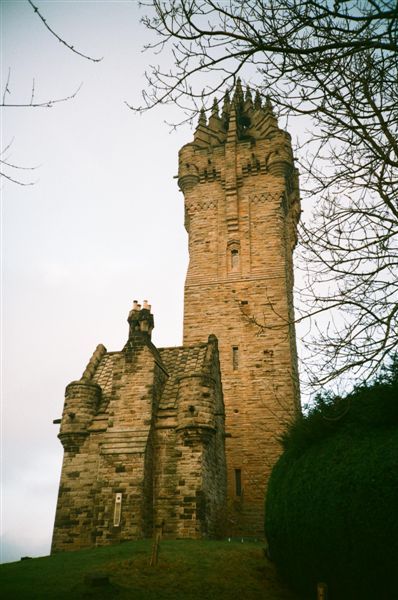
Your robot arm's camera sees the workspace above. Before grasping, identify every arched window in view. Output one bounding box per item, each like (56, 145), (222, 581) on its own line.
(227, 239), (241, 274)
(231, 248), (239, 270)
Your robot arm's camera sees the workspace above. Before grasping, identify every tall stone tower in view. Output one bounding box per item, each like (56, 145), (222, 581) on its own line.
(178, 81), (301, 536)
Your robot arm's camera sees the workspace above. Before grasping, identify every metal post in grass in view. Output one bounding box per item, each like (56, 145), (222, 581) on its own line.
(317, 582), (328, 599)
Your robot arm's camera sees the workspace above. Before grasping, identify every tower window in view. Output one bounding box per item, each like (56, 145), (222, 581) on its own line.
(232, 346), (239, 370)
(231, 249), (239, 270)
(235, 469), (242, 497)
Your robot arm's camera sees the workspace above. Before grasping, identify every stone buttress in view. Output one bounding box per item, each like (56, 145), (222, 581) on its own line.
(178, 81), (301, 536)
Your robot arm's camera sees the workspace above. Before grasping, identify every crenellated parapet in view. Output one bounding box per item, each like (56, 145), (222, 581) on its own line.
(178, 79), (300, 244)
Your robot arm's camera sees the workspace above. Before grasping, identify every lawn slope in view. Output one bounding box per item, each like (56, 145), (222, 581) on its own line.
(0, 539), (299, 600)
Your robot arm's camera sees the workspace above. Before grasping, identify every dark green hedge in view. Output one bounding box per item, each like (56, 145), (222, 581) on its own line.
(265, 360), (398, 599)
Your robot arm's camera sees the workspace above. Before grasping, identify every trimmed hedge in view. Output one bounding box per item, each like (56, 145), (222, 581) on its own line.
(265, 360), (398, 599)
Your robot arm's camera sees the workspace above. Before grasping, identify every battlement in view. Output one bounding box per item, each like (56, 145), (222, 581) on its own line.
(190, 79), (290, 147)
(178, 80), (295, 196)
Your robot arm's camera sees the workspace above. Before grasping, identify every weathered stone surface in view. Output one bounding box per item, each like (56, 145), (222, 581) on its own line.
(52, 314), (226, 552)
(52, 83), (299, 550)
(179, 84), (300, 536)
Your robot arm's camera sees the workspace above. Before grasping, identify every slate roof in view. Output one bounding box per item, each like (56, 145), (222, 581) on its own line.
(158, 344), (208, 409)
(92, 352), (118, 409)
(91, 342), (210, 412)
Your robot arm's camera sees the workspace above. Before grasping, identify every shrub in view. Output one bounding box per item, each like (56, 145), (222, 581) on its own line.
(265, 357), (398, 599)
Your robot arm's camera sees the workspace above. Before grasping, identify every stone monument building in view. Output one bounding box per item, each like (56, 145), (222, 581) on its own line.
(51, 81), (300, 552)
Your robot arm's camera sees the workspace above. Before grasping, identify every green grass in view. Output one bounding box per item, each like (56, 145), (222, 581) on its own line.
(0, 539), (300, 599)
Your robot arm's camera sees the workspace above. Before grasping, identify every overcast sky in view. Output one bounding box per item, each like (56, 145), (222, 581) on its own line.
(1, 0), (196, 563)
(1, 0), (311, 564)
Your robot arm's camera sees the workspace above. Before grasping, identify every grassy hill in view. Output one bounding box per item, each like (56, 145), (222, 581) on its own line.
(0, 539), (300, 599)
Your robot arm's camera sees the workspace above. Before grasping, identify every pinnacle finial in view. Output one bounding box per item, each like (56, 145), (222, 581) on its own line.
(254, 90), (262, 110)
(223, 90), (231, 110)
(211, 97), (219, 117)
(245, 86), (252, 101)
(221, 90), (231, 128)
(233, 77), (244, 104)
(198, 107), (207, 126)
(265, 95), (274, 114)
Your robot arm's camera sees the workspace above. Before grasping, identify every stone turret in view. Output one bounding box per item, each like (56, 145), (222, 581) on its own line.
(176, 373), (217, 440)
(58, 380), (101, 452)
(175, 334), (221, 441)
(58, 345), (105, 452)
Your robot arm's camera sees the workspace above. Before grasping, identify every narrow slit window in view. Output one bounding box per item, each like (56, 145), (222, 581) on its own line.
(113, 493), (122, 527)
(235, 469), (242, 497)
(231, 249), (239, 270)
(232, 346), (239, 370)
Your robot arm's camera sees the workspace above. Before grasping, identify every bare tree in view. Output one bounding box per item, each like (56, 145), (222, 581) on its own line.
(135, 0), (398, 388)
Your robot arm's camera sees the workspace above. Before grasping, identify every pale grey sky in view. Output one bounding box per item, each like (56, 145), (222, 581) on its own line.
(1, 0), (310, 563)
(1, 0), (193, 563)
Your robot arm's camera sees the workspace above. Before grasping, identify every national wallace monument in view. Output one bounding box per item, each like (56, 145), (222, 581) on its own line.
(51, 81), (301, 551)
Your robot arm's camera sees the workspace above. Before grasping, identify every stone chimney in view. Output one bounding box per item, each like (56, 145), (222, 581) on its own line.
(127, 299), (154, 341)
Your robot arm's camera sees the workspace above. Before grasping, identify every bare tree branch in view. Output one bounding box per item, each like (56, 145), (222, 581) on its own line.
(136, 0), (398, 389)
(1, 75), (83, 108)
(28, 0), (103, 63)
(0, 141), (38, 186)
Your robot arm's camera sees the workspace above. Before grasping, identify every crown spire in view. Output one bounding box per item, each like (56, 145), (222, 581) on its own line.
(254, 90), (262, 110)
(233, 77), (244, 105)
(198, 107), (207, 126)
(265, 95), (274, 113)
(211, 97), (219, 117)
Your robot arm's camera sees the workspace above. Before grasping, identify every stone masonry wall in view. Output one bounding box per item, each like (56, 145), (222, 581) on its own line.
(52, 333), (226, 550)
(52, 340), (168, 552)
(153, 341), (226, 539)
(179, 111), (301, 536)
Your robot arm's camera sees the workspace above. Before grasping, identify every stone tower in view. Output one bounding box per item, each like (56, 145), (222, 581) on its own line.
(51, 81), (300, 550)
(178, 81), (301, 536)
